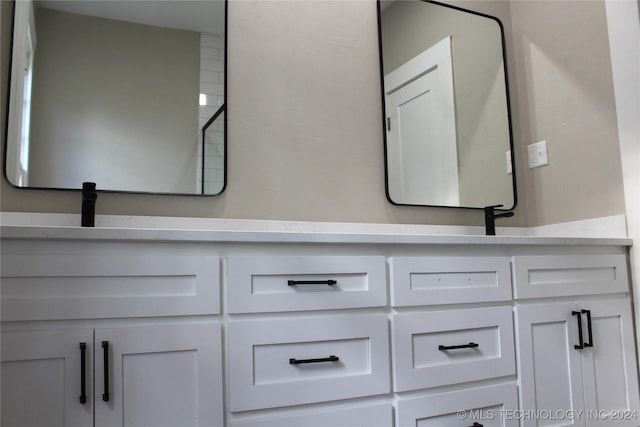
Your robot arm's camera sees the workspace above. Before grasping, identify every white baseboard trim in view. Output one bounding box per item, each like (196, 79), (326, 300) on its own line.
(528, 215), (628, 239)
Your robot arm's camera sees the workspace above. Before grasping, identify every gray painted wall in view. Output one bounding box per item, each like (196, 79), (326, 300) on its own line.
(509, 0), (624, 226)
(0, 0), (626, 228)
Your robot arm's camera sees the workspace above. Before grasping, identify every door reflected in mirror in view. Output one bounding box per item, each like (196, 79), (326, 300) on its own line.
(4, 0), (226, 195)
(379, 0), (515, 209)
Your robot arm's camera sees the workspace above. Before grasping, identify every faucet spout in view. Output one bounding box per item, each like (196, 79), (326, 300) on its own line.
(484, 204), (514, 236)
(81, 182), (98, 227)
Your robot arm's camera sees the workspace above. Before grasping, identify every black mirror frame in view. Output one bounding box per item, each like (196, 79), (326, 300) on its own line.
(377, 0), (517, 211)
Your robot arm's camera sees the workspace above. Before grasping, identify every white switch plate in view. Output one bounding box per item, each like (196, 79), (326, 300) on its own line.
(506, 151), (512, 175)
(528, 140), (548, 168)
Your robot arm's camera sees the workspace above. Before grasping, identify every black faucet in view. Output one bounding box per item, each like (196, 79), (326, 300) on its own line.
(484, 204), (514, 236)
(81, 182), (98, 227)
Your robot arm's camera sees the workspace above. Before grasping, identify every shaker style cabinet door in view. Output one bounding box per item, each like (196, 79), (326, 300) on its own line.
(516, 302), (585, 427)
(578, 299), (640, 427)
(1, 329), (95, 427)
(3, 324), (222, 427)
(94, 323), (223, 427)
(516, 299), (640, 427)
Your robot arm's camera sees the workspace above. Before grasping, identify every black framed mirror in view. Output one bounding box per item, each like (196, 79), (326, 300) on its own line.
(4, 0), (226, 195)
(378, 0), (515, 209)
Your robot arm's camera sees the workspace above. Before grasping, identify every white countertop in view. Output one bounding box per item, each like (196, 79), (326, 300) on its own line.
(0, 213), (632, 246)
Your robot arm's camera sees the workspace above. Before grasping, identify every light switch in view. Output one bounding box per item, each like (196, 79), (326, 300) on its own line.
(506, 150), (512, 175)
(528, 141), (548, 169)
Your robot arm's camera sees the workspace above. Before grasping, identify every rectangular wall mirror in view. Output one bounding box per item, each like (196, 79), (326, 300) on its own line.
(4, 0), (226, 195)
(378, 0), (515, 209)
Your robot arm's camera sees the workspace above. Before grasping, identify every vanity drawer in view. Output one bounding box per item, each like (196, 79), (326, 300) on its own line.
(512, 255), (628, 299)
(392, 306), (515, 391)
(0, 253), (220, 321)
(230, 403), (393, 427)
(396, 383), (519, 427)
(390, 256), (512, 306)
(227, 256), (387, 313)
(227, 314), (390, 411)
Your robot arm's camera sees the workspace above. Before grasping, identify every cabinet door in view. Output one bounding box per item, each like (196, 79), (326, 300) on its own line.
(580, 300), (640, 427)
(95, 323), (223, 427)
(515, 302), (585, 427)
(1, 329), (94, 427)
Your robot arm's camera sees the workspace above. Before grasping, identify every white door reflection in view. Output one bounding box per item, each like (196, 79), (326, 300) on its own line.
(384, 37), (458, 205)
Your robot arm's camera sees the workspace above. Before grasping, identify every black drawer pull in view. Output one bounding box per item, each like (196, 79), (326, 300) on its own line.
(572, 311), (584, 349)
(582, 309), (593, 347)
(79, 342), (87, 404)
(438, 342), (479, 351)
(288, 280), (337, 286)
(289, 355), (340, 365)
(102, 340), (110, 401)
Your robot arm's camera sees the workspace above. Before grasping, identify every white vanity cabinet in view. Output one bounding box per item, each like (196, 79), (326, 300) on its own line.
(1, 225), (637, 427)
(513, 255), (640, 427)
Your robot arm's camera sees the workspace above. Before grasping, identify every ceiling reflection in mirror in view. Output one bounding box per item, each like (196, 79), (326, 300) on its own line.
(379, 0), (515, 209)
(5, 0), (226, 195)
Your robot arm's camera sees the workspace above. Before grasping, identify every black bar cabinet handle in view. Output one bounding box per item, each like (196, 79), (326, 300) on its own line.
(582, 309), (594, 347)
(288, 279), (337, 286)
(79, 342), (87, 404)
(572, 311), (584, 349)
(438, 342), (479, 351)
(289, 355), (340, 365)
(102, 340), (110, 402)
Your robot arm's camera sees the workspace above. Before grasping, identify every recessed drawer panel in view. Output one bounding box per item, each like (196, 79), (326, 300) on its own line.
(1, 254), (220, 321)
(392, 306), (515, 391)
(390, 257), (512, 306)
(227, 256), (386, 313)
(512, 255), (628, 299)
(397, 383), (519, 427)
(228, 314), (390, 411)
(229, 403), (393, 426)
